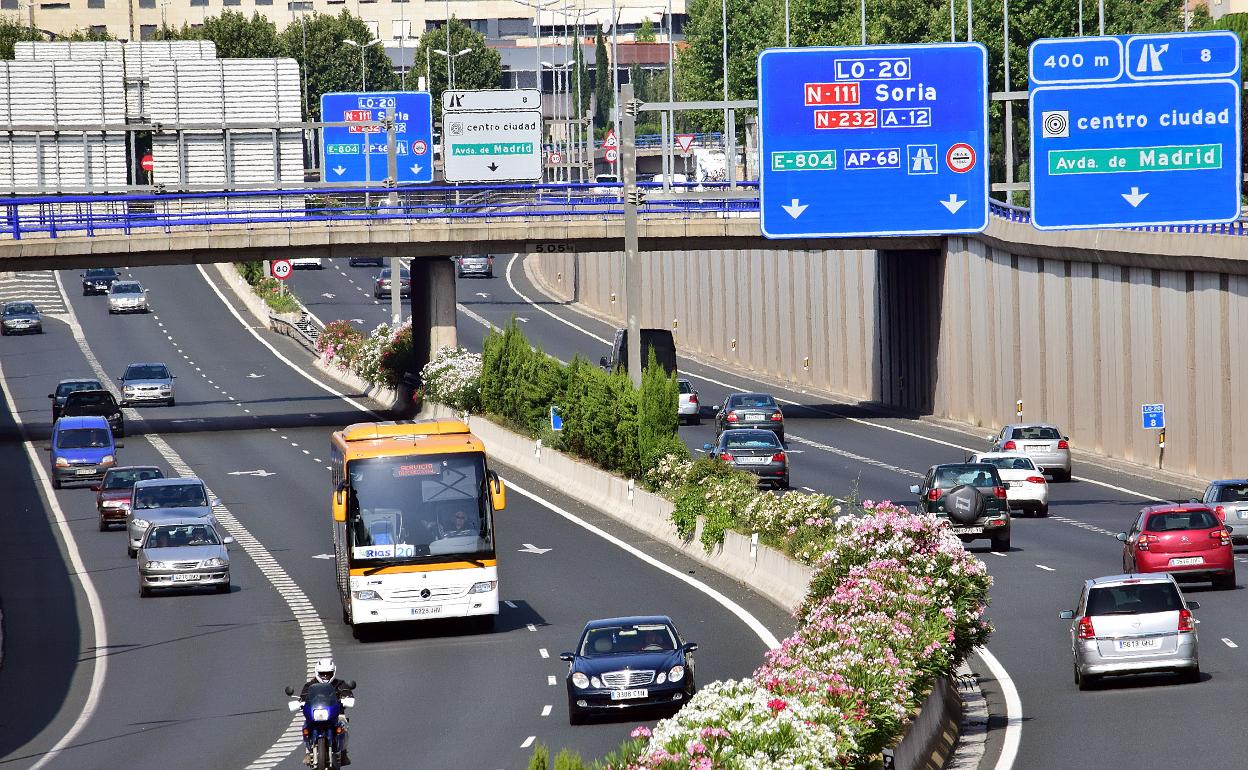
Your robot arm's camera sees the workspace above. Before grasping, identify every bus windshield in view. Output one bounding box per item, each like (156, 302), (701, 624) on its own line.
(346, 452), (494, 566)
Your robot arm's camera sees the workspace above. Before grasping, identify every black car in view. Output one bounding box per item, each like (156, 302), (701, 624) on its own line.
(49, 378), (104, 421)
(348, 256), (384, 267)
(706, 429), (789, 488)
(560, 615), (697, 725)
(62, 389), (124, 437)
(715, 392), (784, 443)
(81, 267), (120, 295)
(910, 463), (1012, 550)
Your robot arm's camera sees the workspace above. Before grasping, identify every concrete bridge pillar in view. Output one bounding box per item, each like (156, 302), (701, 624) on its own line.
(406, 256), (458, 379)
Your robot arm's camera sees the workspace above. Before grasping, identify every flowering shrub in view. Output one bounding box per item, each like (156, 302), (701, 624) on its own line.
(317, 320), (366, 372)
(421, 346), (483, 412)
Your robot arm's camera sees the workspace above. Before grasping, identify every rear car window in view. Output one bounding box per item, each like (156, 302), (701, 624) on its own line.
(1011, 426), (1062, 440)
(67, 392), (113, 407)
(1087, 583), (1183, 616)
(979, 457), (1036, 471)
(724, 432), (781, 449)
(934, 464), (1001, 489)
(678, 380), (693, 394)
(1213, 484), (1248, 503)
(57, 381), (100, 397)
(104, 469), (163, 489)
(729, 395), (776, 409)
(1146, 510), (1219, 532)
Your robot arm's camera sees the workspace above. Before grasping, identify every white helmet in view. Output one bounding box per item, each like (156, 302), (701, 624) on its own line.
(314, 658), (335, 683)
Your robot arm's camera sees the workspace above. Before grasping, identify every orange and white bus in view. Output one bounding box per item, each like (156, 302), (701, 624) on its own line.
(329, 419), (506, 633)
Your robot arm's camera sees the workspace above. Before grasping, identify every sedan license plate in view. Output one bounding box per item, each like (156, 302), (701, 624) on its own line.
(410, 606), (442, 616)
(747, 413), (767, 421)
(1169, 556), (1204, 566)
(610, 689), (648, 701)
(952, 526), (984, 535)
(173, 573), (202, 582)
(1238, 510), (1248, 520)
(1026, 444), (1049, 451)
(1115, 637), (1161, 651)
(76, 468), (95, 475)
(738, 456), (768, 465)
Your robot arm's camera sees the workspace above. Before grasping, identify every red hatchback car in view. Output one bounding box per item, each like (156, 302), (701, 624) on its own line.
(1118, 504), (1235, 590)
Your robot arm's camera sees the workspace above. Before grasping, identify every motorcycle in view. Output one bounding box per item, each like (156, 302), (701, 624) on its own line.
(286, 681), (356, 770)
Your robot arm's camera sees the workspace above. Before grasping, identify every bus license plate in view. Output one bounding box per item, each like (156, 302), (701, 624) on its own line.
(411, 606), (442, 616)
(610, 689), (648, 701)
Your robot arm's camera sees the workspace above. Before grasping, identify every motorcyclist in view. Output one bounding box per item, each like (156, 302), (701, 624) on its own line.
(299, 658), (353, 766)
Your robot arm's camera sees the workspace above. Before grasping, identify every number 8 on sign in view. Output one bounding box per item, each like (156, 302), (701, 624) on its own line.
(271, 259), (293, 281)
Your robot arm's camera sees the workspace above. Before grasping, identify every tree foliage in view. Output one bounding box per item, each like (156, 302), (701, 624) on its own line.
(276, 12), (399, 120)
(167, 11), (280, 59)
(0, 18), (111, 60)
(593, 25), (613, 129)
(413, 18), (502, 122)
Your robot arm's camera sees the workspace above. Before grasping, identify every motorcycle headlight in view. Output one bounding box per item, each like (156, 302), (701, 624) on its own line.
(132, 518), (150, 530)
(201, 558), (227, 568)
(353, 590), (380, 600)
(311, 707), (331, 722)
(469, 581), (496, 594)
(100, 455), (115, 465)
(145, 560), (168, 570)
(590, 676), (602, 688)
(668, 665), (685, 683)
(55, 457), (69, 467)
(571, 672), (590, 689)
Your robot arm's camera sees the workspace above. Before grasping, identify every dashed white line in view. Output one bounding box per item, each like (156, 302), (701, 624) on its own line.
(526, 623), (536, 632)
(990, 551), (1008, 557)
(504, 600), (518, 608)
(521, 736), (535, 749)
(1223, 638), (1238, 649)
(1035, 564), (1056, 572)
(547, 675), (556, 686)
(540, 705), (552, 717)
(538, 648), (549, 659)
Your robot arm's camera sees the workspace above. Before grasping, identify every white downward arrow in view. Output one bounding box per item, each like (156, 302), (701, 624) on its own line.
(518, 543), (552, 554)
(475, 292), (490, 298)
(1122, 187), (1149, 207)
(940, 194), (966, 214)
(410, 163), (422, 175)
(516, 316), (529, 323)
(781, 198), (808, 219)
(321, 292), (336, 299)
(349, 318), (365, 324)
(332, 165), (346, 176)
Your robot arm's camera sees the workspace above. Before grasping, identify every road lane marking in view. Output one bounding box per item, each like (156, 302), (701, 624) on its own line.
(1223, 638), (1238, 649)
(526, 623), (537, 632)
(547, 676), (556, 686)
(521, 736), (535, 749)
(541, 705), (552, 717)
(990, 551), (1007, 557)
(504, 600), (518, 608)
(1035, 564), (1055, 572)
(539, 648), (549, 658)
(978, 646), (1023, 770)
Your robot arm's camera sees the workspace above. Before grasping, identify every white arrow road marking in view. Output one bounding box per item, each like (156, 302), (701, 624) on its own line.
(312, 554), (334, 560)
(228, 469), (277, 477)
(1223, 638), (1238, 649)
(247, 373), (265, 379)
(521, 737), (535, 749)
(1122, 187), (1149, 207)
(320, 292), (336, 299)
(516, 317), (529, 323)
(781, 198), (808, 219)
(1036, 564), (1055, 572)
(518, 543), (552, 554)
(940, 194), (966, 214)
(475, 292), (490, 298)
(332, 165), (346, 176)
(349, 318), (365, 324)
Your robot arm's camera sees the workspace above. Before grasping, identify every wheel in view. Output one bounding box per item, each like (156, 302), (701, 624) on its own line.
(98, 517), (108, 532)
(1075, 666), (1096, 691)
(1214, 572), (1236, 590)
(1056, 469), (1072, 482)
(1036, 504), (1049, 517)
(456, 271), (464, 279)
(107, 308), (115, 315)
(1184, 666), (1201, 684)
(991, 532), (1011, 552)
(777, 476), (790, 490)
(691, 416), (701, 425)
(216, 582), (231, 594)
(52, 477), (61, 489)
(127, 546), (136, 559)
(166, 397), (175, 407)
(486, 271), (494, 279)
(140, 585), (152, 598)
(315, 736), (330, 770)
(342, 602), (353, 626)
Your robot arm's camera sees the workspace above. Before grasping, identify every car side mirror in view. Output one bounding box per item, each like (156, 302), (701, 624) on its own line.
(1115, 532), (1128, 541)
(90, 484), (101, 491)
(598, 356), (609, 368)
(222, 536), (235, 545)
(1188, 601), (1200, 611)
(558, 652), (574, 662)
(284, 686), (295, 696)
(683, 642), (698, 653)
(702, 443), (713, 452)
(1058, 610), (1074, 620)
(115, 441), (124, 449)
(1188, 498), (1201, 504)
(712, 404), (722, 412)
(172, 375), (177, 379)
(909, 485), (920, 494)
(1063, 436), (1069, 441)
(47, 393), (54, 399)
(985, 434), (994, 441)
(210, 497), (220, 507)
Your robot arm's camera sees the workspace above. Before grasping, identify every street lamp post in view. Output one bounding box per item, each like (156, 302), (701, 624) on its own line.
(342, 38), (383, 91)
(515, 0), (557, 92)
(435, 47), (473, 90)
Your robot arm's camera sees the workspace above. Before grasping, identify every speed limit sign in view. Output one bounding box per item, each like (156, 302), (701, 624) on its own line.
(604, 148), (618, 163)
(271, 259), (293, 281)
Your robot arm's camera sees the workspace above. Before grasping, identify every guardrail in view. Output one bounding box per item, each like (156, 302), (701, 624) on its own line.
(268, 309), (322, 353)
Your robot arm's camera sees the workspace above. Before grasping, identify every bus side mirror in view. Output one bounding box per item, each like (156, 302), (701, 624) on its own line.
(332, 481), (347, 523)
(489, 471), (506, 511)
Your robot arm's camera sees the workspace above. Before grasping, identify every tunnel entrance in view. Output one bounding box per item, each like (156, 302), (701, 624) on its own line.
(875, 249), (943, 415)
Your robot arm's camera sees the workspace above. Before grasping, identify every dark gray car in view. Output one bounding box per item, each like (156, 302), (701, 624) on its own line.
(1, 301), (42, 335)
(50, 378), (104, 420)
(456, 255), (494, 278)
(706, 429), (789, 488)
(715, 393), (784, 442)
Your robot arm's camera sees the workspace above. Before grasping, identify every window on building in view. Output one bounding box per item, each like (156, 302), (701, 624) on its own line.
(255, 0), (272, 5)
(496, 17), (529, 38)
(424, 20), (438, 32)
(39, 2), (71, 8)
(140, 23), (157, 38)
(0, 0), (19, 9)
(287, 0), (311, 8)
(139, 0), (155, 7)
(392, 19), (414, 38)
(364, 20), (379, 37)
(468, 18), (487, 35)
(86, 0), (104, 7)
(89, 23), (107, 34)
(189, 0), (207, 7)
(327, 0), (344, 4)
(224, 0), (240, 5)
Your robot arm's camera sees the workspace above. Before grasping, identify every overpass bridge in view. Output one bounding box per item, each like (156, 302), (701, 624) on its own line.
(2, 181), (1248, 481)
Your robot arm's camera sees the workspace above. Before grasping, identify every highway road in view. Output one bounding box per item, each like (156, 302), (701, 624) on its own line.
(0, 263), (793, 769)
(287, 254), (1248, 770)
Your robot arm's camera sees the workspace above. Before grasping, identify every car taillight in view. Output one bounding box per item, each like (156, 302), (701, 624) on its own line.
(726, 413), (739, 422)
(927, 488), (941, 501)
(689, 394), (698, 404)
(1057, 440), (1069, 449)
(1211, 528), (1231, 546)
(771, 452), (786, 463)
(1137, 534), (1156, 551)
(770, 412), (783, 422)
(1026, 476), (1047, 485)
(1003, 440), (1017, 450)
(1178, 609), (1195, 633)
(993, 486), (1008, 499)
(719, 452), (733, 462)
(1077, 616), (1096, 639)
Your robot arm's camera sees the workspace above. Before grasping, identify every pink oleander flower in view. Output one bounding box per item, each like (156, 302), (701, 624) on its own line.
(767, 697), (788, 713)
(630, 726), (652, 739)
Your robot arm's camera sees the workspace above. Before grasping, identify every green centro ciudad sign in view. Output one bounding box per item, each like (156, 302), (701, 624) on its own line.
(451, 143), (535, 157)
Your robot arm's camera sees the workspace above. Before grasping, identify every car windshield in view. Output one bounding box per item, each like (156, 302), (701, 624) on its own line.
(4, 303), (35, 315)
(144, 523), (220, 548)
(85, 268), (116, 278)
(1146, 510), (1219, 532)
(723, 432), (781, 449)
(58, 428), (111, 449)
(977, 456), (1036, 471)
(580, 623), (677, 656)
(1213, 484), (1248, 503)
(1011, 426), (1062, 440)
(729, 394), (776, 409)
(346, 452), (494, 566)
(125, 365), (168, 380)
(678, 380), (693, 394)
(132, 483), (208, 509)
(56, 380), (101, 397)
(934, 465), (1000, 489)
(111, 282), (142, 295)
(1086, 583), (1183, 616)
(103, 468), (163, 490)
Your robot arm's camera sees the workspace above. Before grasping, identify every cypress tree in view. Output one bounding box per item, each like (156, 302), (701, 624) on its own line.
(594, 26), (613, 130)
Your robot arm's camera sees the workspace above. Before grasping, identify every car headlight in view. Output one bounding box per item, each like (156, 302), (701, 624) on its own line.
(132, 518), (150, 530)
(123, 386), (136, 393)
(668, 665), (685, 683)
(571, 672), (590, 689)
(353, 590), (380, 600)
(201, 558), (227, 568)
(159, 385), (172, 392)
(145, 561), (168, 570)
(55, 457), (69, 467)
(590, 676), (602, 688)
(468, 581), (496, 594)
(100, 455), (114, 465)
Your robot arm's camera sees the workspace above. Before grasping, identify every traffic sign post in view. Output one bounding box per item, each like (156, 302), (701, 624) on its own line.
(1141, 403), (1165, 430)
(604, 147), (619, 164)
(443, 88), (540, 112)
(1028, 31), (1241, 230)
(271, 259), (292, 281)
(320, 92), (434, 185)
(550, 405), (563, 432)
(675, 134), (695, 155)
(757, 43), (989, 238)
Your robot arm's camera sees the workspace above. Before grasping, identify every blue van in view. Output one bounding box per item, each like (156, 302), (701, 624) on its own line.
(49, 415), (119, 489)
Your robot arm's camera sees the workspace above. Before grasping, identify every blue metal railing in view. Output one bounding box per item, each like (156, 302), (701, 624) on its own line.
(988, 198), (1248, 236)
(589, 132), (724, 149)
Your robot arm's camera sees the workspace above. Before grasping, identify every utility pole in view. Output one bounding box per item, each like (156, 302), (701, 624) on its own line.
(621, 83), (642, 389)
(387, 106), (402, 328)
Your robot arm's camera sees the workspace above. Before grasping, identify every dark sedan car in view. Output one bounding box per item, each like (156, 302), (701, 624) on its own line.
(1, 301), (42, 335)
(81, 267), (119, 295)
(373, 267), (411, 298)
(561, 615), (697, 725)
(706, 429), (789, 488)
(62, 389), (124, 437)
(715, 392), (784, 442)
(93, 465), (164, 531)
(50, 378), (104, 421)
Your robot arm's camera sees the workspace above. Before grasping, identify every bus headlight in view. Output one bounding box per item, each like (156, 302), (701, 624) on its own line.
(571, 672), (590, 689)
(468, 581), (496, 594)
(353, 590), (380, 601)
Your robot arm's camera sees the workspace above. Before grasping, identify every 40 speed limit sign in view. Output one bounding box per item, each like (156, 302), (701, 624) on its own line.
(271, 259), (293, 280)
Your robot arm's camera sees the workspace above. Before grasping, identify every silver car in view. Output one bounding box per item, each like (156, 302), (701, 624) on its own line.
(126, 477), (214, 557)
(118, 361), (175, 406)
(1, 300), (43, 335)
(1197, 479), (1248, 543)
(988, 423), (1072, 481)
(1061, 573), (1200, 690)
(106, 280), (149, 314)
(138, 517), (233, 596)
(456, 255), (494, 278)
(677, 378), (701, 425)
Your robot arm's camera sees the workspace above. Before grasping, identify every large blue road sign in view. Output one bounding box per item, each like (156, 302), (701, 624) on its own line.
(320, 92), (434, 185)
(757, 43), (989, 238)
(1029, 31), (1241, 230)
